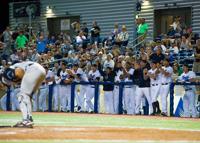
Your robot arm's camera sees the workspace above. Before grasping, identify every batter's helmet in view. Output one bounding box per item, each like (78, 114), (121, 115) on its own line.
(3, 68), (15, 81)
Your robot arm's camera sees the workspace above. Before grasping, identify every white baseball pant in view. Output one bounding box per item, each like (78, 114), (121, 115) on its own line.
(11, 88), (20, 111)
(52, 84), (60, 111)
(86, 86), (95, 112)
(183, 90), (197, 118)
(0, 94), (7, 111)
(113, 86), (119, 114)
(39, 86), (48, 111)
(17, 64), (46, 121)
(135, 87), (153, 114)
(160, 84), (170, 114)
(59, 85), (71, 111)
(78, 85), (88, 111)
(123, 86), (135, 115)
(151, 84), (161, 103)
(104, 91), (114, 114)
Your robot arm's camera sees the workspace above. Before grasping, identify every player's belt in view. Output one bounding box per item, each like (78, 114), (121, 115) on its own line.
(151, 84), (158, 86)
(185, 88), (192, 91)
(91, 86), (95, 88)
(162, 83), (169, 85)
(124, 86), (132, 88)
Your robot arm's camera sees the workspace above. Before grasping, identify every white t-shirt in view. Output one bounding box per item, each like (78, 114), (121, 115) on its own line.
(74, 68), (88, 82)
(88, 70), (101, 82)
(115, 70), (123, 82)
(161, 66), (173, 83)
(46, 70), (54, 85)
(124, 68), (134, 82)
(103, 60), (115, 70)
(76, 35), (86, 44)
(148, 68), (157, 84)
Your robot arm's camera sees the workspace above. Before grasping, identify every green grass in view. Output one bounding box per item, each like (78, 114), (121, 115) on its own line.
(0, 112), (200, 143)
(0, 112), (200, 131)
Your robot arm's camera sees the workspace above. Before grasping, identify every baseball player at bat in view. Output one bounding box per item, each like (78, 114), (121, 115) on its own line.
(1, 61), (46, 128)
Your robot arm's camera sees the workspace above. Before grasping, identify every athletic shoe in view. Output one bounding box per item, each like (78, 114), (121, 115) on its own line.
(161, 112), (167, 117)
(13, 120), (33, 128)
(77, 106), (81, 111)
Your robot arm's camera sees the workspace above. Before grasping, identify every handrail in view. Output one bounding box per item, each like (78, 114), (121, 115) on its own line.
(130, 33), (146, 45)
(132, 39), (145, 50)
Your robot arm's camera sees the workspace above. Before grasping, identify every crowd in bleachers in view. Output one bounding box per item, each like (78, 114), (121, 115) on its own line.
(0, 17), (199, 118)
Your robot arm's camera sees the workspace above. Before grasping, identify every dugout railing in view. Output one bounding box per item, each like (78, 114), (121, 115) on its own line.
(4, 81), (200, 116)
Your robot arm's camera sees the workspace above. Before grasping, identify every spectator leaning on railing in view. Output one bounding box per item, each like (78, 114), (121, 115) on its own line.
(177, 64), (197, 118)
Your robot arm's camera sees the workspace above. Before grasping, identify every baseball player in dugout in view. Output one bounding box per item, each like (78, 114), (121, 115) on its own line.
(159, 58), (173, 116)
(177, 64), (197, 118)
(1, 61), (46, 128)
(148, 61), (161, 115)
(125, 60), (153, 115)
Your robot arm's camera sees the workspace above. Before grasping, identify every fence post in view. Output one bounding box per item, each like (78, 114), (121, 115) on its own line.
(71, 82), (75, 112)
(6, 87), (11, 111)
(118, 82), (124, 114)
(94, 83), (99, 113)
(170, 82), (175, 116)
(48, 84), (53, 112)
(144, 97), (149, 115)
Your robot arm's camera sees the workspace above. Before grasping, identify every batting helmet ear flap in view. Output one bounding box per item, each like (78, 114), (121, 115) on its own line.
(3, 68), (15, 81)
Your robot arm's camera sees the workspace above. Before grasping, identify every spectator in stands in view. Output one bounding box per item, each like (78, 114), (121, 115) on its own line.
(180, 35), (192, 50)
(48, 35), (56, 45)
(137, 18), (148, 42)
(1, 26), (12, 56)
(169, 42), (179, 54)
(139, 46), (148, 61)
(103, 53), (115, 70)
(36, 35), (48, 54)
(10, 49), (20, 62)
(112, 23), (121, 43)
(76, 31), (87, 49)
(170, 16), (182, 33)
(15, 30), (28, 50)
(71, 21), (81, 36)
(146, 46), (153, 60)
(193, 39), (200, 73)
(167, 27), (176, 38)
(62, 32), (72, 44)
(90, 21), (101, 45)
(81, 22), (89, 38)
(150, 47), (165, 63)
(115, 25), (129, 48)
(30, 49), (40, 62)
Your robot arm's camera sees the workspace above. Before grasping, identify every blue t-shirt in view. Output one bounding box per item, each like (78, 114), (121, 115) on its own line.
(36, 38), (47, 54)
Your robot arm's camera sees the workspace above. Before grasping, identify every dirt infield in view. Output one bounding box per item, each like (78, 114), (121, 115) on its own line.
(0, 126), (200, 141)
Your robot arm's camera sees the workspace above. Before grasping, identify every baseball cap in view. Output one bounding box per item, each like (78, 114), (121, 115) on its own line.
(107, 53), (113, 58)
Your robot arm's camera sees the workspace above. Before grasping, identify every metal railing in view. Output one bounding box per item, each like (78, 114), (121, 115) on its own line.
(4, 81), (200, 117)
